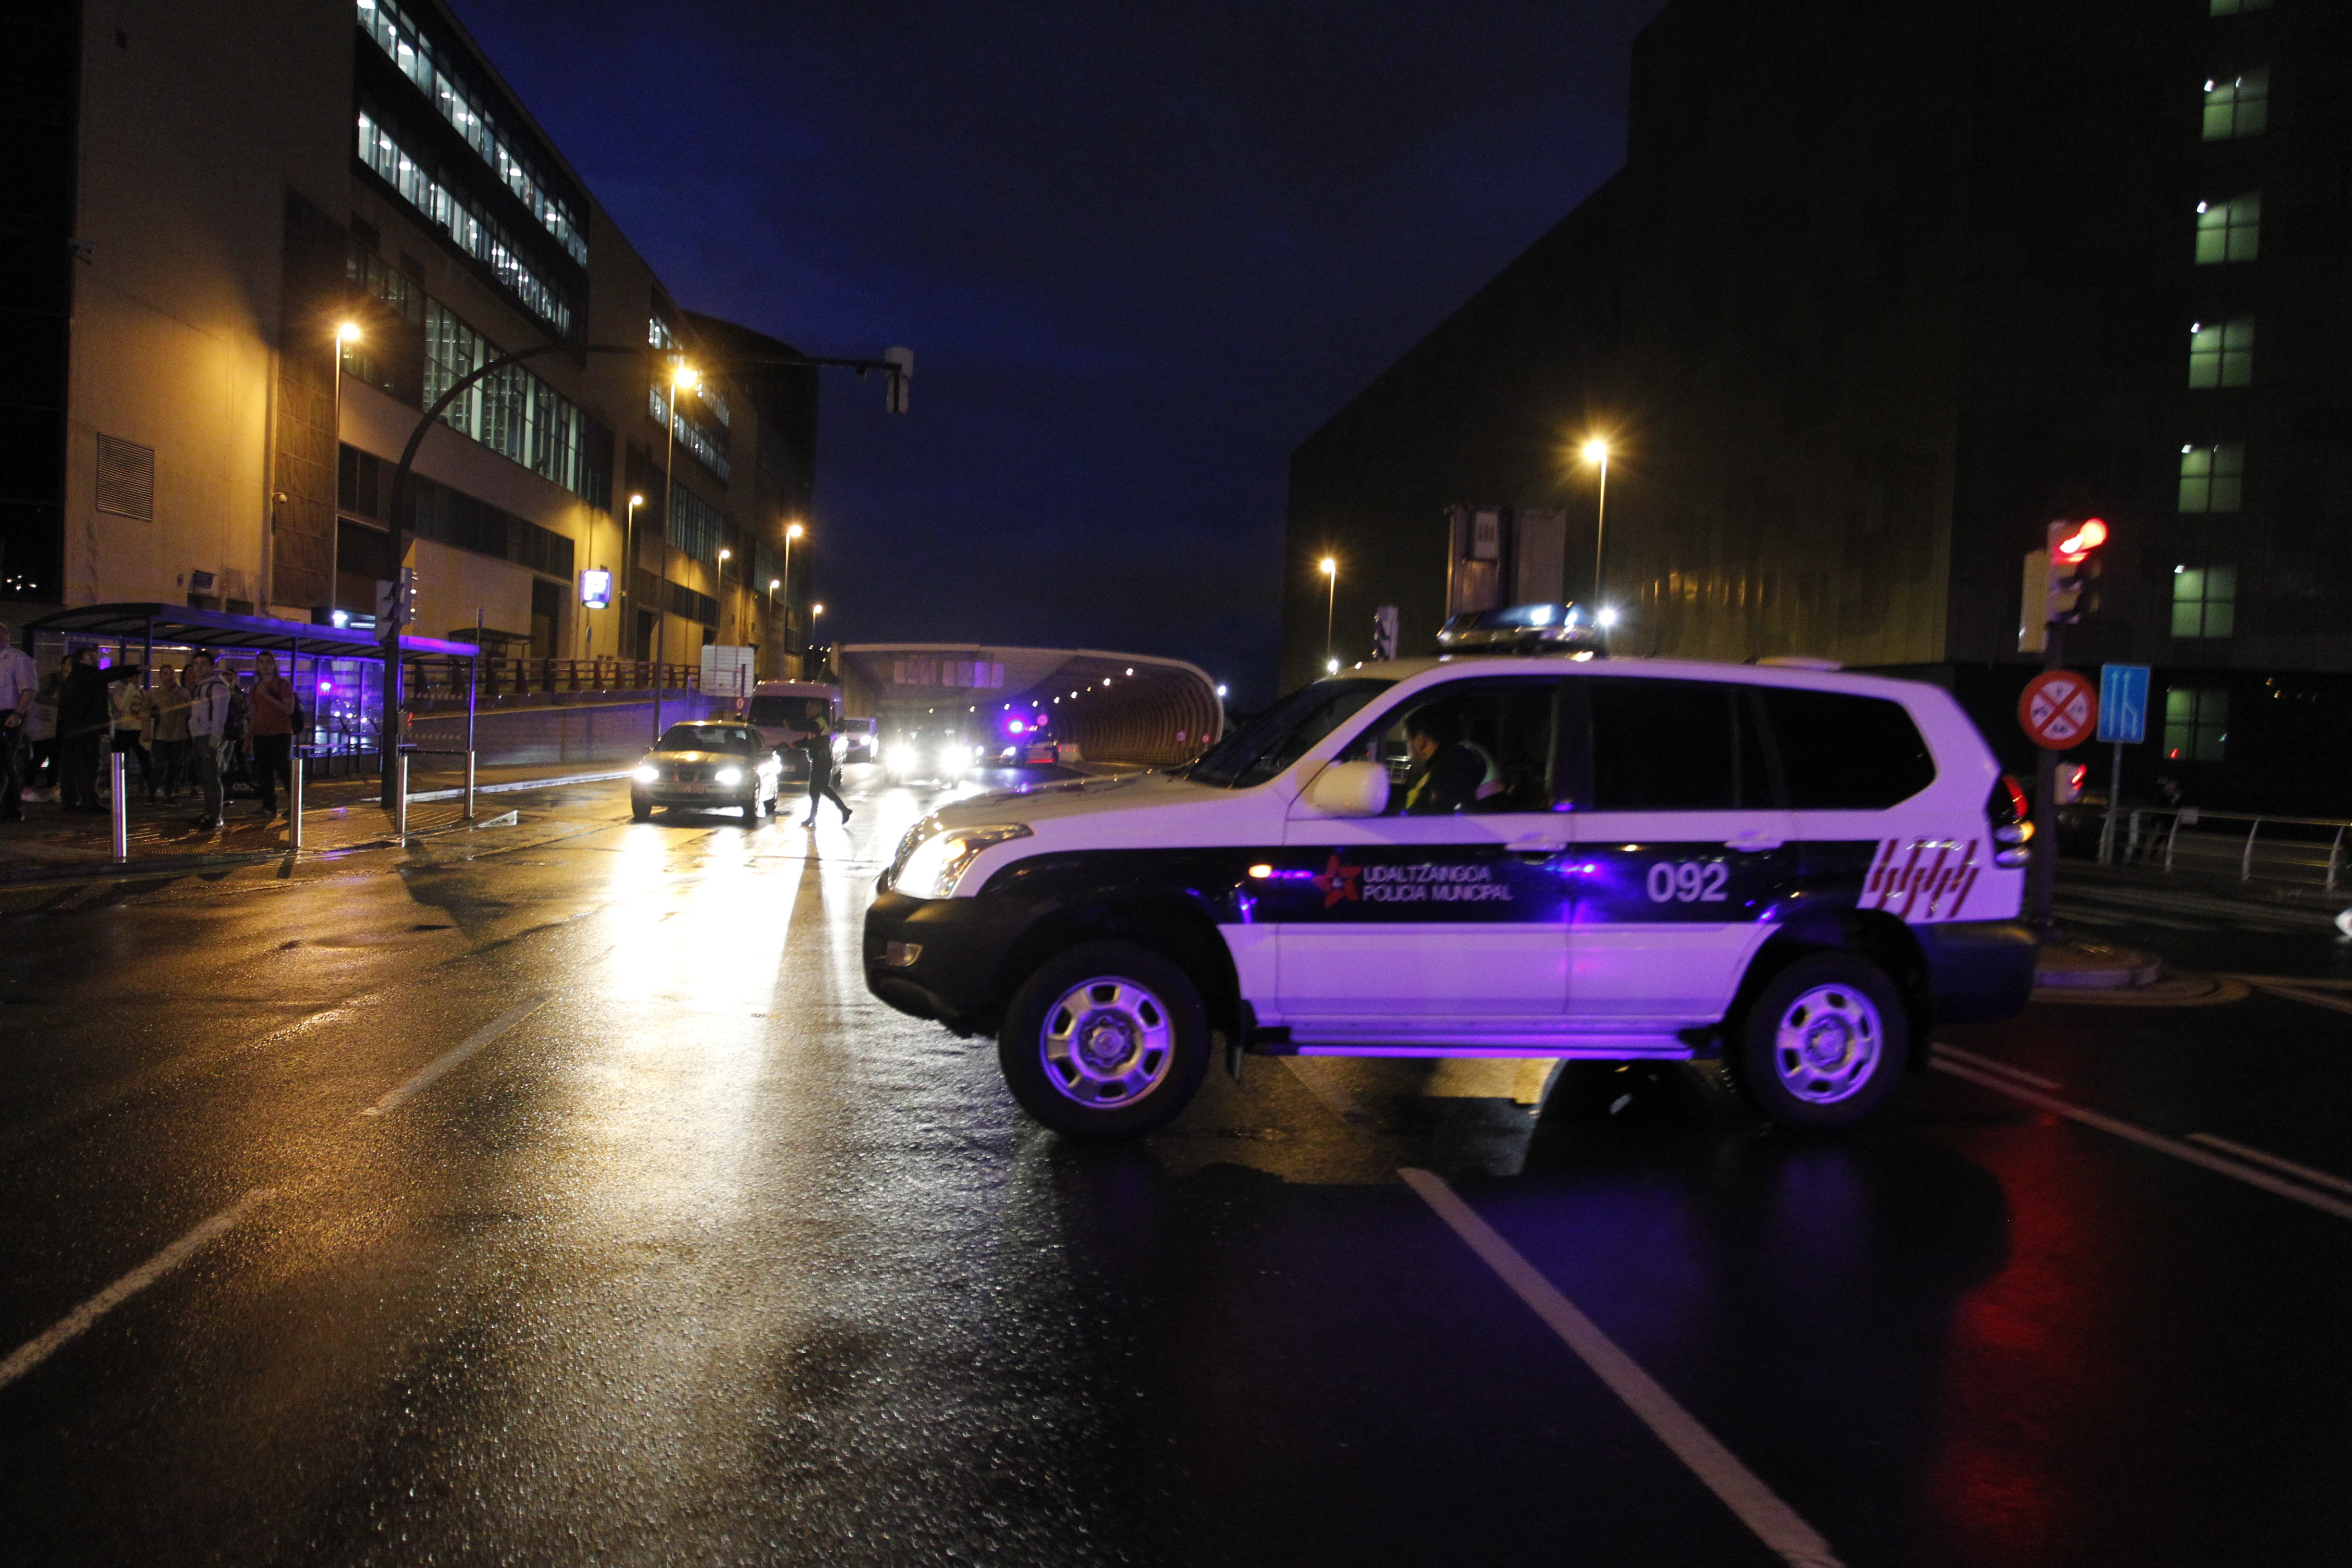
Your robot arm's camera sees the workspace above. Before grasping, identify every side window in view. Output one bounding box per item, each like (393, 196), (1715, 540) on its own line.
(1585, 679), (1770, 811)
(1755, 687), (1936, 808)
(1337, 680), (1564, 814)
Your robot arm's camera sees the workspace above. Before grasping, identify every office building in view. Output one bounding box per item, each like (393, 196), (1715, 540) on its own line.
(4, 0), (820, 674)
(1286, 0), (2350, 809)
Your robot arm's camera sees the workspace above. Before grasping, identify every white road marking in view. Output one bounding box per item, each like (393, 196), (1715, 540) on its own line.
(358, 995), (550, 1117)
(1929, 1059), (2352, 1223)
(0, 1188), (274, 1394)
(1931, 1044), (2060, 1090)
(2188, 1133), (2352, 1201)
(1401, 1168), (1843, 1568)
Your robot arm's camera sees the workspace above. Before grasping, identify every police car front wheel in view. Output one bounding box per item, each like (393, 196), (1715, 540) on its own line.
(1734, 953), (1908, 1130)
(998, 941), (1211, 1138)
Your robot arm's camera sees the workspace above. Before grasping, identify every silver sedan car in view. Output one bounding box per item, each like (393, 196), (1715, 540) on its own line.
(629, 721), (784, 823)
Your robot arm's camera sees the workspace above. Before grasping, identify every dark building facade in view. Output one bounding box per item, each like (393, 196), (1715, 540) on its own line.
(1287, 0), (2352, 812)
(0, 0), (821, 674)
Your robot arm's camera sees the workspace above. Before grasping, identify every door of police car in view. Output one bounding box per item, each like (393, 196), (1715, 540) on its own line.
(1564, 675), (1798, 1029)
(1274, 677), (1574, 1025)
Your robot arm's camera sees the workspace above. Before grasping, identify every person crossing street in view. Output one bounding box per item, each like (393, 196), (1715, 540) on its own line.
(801, 715), (851, 826)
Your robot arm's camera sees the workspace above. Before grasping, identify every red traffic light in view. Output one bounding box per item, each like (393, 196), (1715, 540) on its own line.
(2055, 517), (2108, 562)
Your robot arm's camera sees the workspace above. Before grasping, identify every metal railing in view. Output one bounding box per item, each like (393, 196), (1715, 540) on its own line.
(2081, 801), (2352, 893)
(401, 658), (704, 700)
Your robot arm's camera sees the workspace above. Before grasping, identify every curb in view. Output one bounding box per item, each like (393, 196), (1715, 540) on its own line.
(0, 806), (526, 889)
(2034, 938), (2165, 991)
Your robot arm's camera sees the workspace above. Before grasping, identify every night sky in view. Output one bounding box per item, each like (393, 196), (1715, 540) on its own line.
(458, 0), (1666, 703)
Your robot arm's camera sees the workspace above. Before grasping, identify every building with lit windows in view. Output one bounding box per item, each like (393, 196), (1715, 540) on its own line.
(1286, 0), (2350, 811)
(4, 0), (819, 675)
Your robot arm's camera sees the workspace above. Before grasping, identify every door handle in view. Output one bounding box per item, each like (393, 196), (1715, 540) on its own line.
(1725, 831), (1785, 851)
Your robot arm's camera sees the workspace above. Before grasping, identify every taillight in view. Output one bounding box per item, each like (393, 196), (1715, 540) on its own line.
(1989, 774), (2033, 867)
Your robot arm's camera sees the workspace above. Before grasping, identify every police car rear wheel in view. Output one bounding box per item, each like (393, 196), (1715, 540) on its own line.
(1734, 953), (1907, 1130)
(998, 941), (1210, 1138)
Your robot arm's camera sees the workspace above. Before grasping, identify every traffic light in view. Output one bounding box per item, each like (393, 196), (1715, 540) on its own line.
(883, 346), (913, 414)
(2046, 516), (2107, 625)
(374, 567), (417, 629)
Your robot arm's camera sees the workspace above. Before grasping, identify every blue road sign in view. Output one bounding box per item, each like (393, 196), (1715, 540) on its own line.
(2098, 663), (2149, 745)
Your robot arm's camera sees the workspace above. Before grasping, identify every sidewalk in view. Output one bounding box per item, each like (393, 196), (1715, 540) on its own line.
(0, 761), (628, 885)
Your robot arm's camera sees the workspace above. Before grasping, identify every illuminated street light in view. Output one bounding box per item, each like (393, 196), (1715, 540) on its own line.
(1319, 556), (1338, 666)
(1580, 437), (1612, 612)
(326, 321), (368, 613)
(653, 359), (699, 740)
(1325, 657), (1340, 674)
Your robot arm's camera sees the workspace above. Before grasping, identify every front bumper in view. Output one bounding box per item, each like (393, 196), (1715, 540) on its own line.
(862, 890), (1020, 1034)
(1918, 919), (2038, 1024)
(634, 783), (760, 808)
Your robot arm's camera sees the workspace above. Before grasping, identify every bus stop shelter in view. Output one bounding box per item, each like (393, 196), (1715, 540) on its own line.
(24, 603), (480, 774)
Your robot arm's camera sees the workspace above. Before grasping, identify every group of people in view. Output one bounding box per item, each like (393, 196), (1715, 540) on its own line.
(0, 623), (302, 831)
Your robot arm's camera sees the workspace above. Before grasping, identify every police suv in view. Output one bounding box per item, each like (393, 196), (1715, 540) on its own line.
(864, 645), (2036, 1138)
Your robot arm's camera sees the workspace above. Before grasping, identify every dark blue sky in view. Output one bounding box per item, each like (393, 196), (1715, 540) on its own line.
(459, 0), (1665, 702)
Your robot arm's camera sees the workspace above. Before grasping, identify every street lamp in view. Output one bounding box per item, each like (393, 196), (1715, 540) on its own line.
(623, 493), (644, 659)
(1319, 556), (1337, 667)
(1580, 437), (1611, 608)
(329, 321), (361, 613)
(782, 520), (805, 675)
(718, 546), (733, 644)
(654, 360), (698, 740)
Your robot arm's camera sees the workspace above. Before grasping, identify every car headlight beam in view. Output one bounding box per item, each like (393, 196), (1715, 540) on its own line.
(714, 766), (744, 786)
(890, 823), (1033, 899)
(632, 764), (659, 784)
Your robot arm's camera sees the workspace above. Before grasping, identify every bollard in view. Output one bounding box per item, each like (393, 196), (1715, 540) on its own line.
(109, 750), (128, 861)
(465, 749), (477, 820)
(396, 752), (409, 841)
(289, 749), (305, 854)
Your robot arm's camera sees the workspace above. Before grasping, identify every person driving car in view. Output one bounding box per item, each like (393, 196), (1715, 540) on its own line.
(1398, 704), (1500, 814)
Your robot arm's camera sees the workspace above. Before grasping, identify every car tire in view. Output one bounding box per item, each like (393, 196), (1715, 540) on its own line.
(742, 796), (760, 824)
(630, 795), (653, 822)
(1730, 951), (1908, 1131)
(997, 940), (1211, 1138)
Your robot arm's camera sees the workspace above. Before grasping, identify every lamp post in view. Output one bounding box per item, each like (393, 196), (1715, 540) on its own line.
(718, 546), (733, 645)
(1319, 556), (1337, 668)
(654, 361), (697, 740)
(330, 321), (360, 612)
(1580, 437), (1611, 608)
(622, 492), (643, 660)
(781, 520), (804, 677)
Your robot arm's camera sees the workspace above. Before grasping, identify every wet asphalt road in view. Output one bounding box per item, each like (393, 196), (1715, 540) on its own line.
(1, 767), (2349, 1567)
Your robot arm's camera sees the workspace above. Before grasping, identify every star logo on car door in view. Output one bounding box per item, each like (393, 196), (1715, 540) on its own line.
(1312, 853), (1362, 907)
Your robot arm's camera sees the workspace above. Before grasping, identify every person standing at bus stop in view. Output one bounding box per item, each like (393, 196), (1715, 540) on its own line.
(247, 653), (298, 818)
(184, 652), (232, 831)
(0, 622), (36, 821)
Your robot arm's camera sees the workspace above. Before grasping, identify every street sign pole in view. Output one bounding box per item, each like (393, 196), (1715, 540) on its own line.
(2094, 663), (2150, 867)
(2031, 626), (2063, 931)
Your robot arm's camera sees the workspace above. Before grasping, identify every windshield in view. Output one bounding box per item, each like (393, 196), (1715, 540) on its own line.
(657, 724), (761, 753)
(1181, 678), (1393, 788)
(747, 696), (829, 728)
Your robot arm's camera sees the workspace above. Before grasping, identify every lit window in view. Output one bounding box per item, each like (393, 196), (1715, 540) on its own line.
(2177, 442), (2245, 512)
(2193, 192), (2260, 264)
(356, 111), (575, 336)
(2188, 318), (2254, 388)
(2163, 685), (2229, 760)
(2209, 0), (2271, 14)
(2203, 69), (2268, 140)
(2170, 565), (2237, 638)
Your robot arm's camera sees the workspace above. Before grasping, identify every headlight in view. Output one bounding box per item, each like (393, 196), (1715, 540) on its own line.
(632, 765), (658, 783)
(714, 766), (744, 786)
(891, 823), (1033, 899)
(887, 745), (919, 773)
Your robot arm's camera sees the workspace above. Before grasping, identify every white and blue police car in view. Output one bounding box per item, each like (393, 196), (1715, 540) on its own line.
(865, 647), (2036, 1138)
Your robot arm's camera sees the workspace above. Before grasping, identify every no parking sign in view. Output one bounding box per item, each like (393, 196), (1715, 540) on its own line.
(2019, 670), (2099, 750)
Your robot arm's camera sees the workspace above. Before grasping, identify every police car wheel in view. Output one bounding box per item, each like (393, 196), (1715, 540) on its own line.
(1734, 953), (1907, 1130)
(997, 941), (1210, 1138)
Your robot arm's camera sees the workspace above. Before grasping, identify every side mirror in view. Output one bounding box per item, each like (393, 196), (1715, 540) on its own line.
(1304, 760), (1391, 817)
